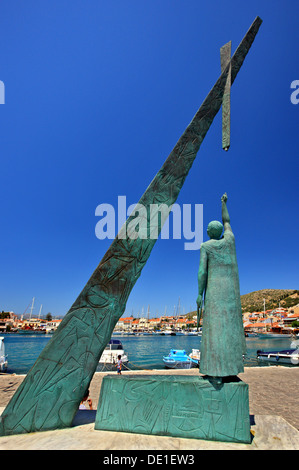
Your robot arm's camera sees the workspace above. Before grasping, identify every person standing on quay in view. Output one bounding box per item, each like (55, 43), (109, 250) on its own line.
(197, 193), (246, 378)
(117, 355), (122, 375)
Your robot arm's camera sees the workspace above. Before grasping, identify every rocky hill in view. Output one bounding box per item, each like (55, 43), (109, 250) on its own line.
(241, 289), (299, 313)
(187, 289), (299, 318)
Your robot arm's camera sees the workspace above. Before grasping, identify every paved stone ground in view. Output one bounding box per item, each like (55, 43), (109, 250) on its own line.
(1, 366), (298, 429)
(0, 412), (297, 450)
(240, 367), (299, 430)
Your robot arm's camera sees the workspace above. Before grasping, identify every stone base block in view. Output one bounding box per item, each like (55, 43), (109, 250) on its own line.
(95, 374), (251, 444)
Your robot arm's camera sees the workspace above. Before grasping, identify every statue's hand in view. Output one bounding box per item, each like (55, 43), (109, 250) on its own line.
(221, 193), (228, 203)
(196, 294), (202, 308)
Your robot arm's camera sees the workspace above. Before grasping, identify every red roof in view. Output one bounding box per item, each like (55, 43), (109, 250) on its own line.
(245, 322), (266, 328)
(287, 312), (299, 318)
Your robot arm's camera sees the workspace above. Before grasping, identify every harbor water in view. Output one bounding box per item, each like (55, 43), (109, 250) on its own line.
(0, 332), (296, 375)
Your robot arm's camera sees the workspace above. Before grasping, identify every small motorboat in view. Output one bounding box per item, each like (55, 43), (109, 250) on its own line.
(98, 339), (129, 371)
(0, 336), (8, 372)
(257, 348), (299, 365)
(184, 329), (201, 336)
(163, 349), (197, 369)
(188, 349), (200, 367)
(163, 329), (176, 336)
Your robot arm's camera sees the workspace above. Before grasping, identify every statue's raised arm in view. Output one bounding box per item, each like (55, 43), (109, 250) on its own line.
(221, 193), (233, 233)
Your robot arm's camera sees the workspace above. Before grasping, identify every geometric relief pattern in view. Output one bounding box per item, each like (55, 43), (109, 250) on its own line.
(95, 375), (251, 444)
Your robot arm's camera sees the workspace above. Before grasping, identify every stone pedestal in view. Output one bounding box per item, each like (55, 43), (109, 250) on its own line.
(95, 374), (251, 444)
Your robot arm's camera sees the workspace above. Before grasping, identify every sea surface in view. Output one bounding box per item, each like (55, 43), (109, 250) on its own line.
(1, 332), (296, 375)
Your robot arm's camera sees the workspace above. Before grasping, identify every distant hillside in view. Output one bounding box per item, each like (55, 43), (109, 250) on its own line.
(187, 289), (299, 318)
(241, 289), (299, 313)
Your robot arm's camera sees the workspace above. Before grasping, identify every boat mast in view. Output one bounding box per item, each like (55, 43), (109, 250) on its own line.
(29, 297), (35, 320)
(263, 298), (265, 317)
(147, 305), (150, 332)
(263, 298), (267, 331)
(38, 305), (43, 319)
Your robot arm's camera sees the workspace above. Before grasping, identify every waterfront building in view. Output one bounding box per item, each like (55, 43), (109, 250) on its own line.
(115, 316), (134, 332)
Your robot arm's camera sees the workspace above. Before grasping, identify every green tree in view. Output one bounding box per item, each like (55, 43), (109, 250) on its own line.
(0, 311), (10, 319)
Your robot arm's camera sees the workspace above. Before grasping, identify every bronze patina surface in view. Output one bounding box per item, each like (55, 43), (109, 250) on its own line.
(197, 194), (246, 377)
(95, 374), (251, 444)
(220, 41), (231, 151)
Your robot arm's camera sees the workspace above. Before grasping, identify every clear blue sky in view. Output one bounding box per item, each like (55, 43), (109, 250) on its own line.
(0, 1), (298, 318)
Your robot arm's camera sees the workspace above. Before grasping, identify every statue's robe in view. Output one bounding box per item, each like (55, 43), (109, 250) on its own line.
(199, 229), (246, 377)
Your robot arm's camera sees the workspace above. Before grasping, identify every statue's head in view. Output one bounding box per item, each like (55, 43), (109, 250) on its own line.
(207, 220), (223, 240)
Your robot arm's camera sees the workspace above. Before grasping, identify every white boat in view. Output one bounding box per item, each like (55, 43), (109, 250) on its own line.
(257, 348), (299, 365)
(184, 328), (202, 336)
(0, 336), (8, 372)
(164, 328), (176, 335)
(188, 348), (200, 366)
(98, 339), (129, 371)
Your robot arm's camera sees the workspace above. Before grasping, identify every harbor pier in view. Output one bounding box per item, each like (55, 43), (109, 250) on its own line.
(0, 366), (298, 450)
